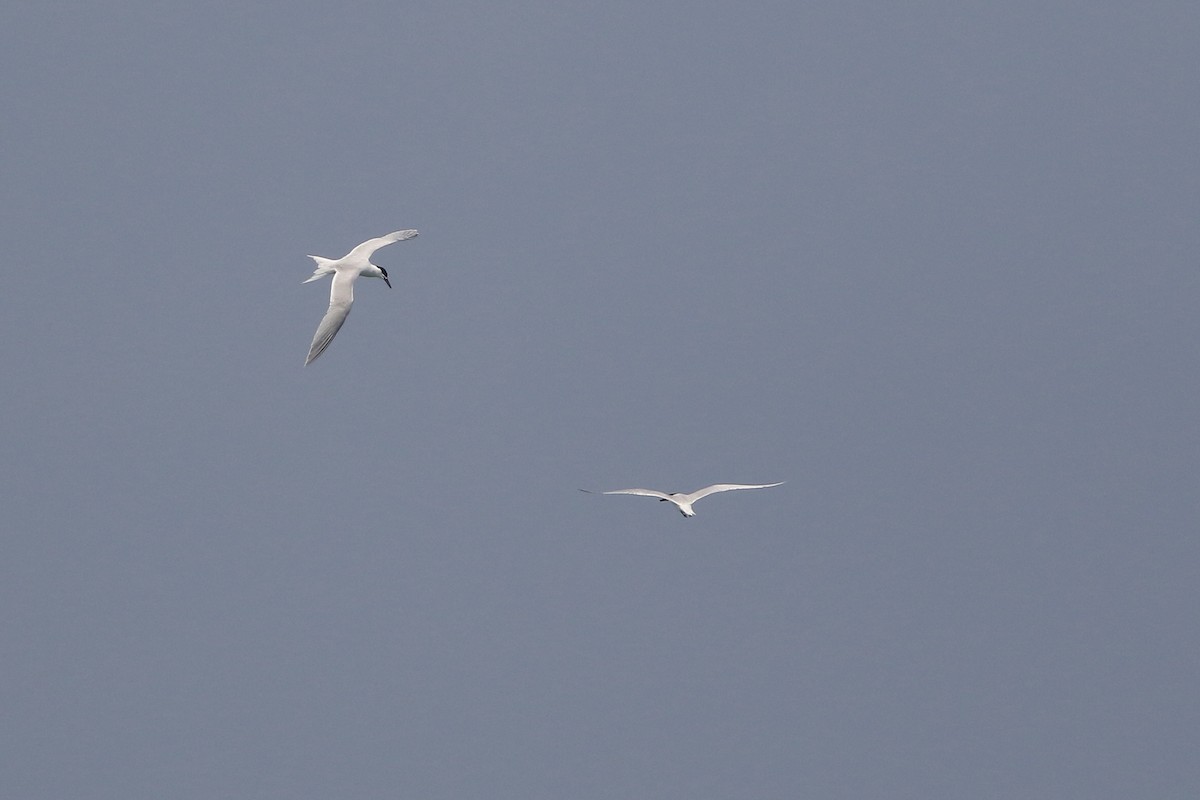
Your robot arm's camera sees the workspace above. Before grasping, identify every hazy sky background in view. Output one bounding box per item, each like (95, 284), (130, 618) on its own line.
(2, 2), (1197, 797)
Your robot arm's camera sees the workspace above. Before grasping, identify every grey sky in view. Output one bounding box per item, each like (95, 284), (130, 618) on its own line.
(2, 2), (1197, 798)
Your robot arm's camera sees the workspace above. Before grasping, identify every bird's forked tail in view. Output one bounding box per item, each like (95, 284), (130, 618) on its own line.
(302, 255), (337, 283)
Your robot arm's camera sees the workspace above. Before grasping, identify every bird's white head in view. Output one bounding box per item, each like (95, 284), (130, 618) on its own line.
(376, 265), (392, 288)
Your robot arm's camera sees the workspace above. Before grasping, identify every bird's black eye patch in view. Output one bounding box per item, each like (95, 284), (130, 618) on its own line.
(380, 267), (389, 277)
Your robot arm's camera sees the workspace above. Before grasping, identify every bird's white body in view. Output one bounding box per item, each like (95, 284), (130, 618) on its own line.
(303, 229), (418, 366)
(584, 482), (784, 517)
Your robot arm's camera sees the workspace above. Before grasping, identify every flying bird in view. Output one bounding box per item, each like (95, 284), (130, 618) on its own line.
(303, 229), (419, 365)
(581, 482), (784, 517)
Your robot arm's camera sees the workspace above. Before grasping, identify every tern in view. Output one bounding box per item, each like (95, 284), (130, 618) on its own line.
(581, 482), (784, 517)
(302, 229), (419, 365)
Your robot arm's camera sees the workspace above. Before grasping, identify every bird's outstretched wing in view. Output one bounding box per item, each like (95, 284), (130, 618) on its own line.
(305, 271), (356, 366)
(686, 482), (785, 501)
(345, 229), (419, 262)
(596, 488), (676, 501)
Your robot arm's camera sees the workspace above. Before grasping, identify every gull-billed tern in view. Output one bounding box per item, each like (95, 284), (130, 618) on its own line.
(302, 229), (418, 366)
(581, 482), (784, 517)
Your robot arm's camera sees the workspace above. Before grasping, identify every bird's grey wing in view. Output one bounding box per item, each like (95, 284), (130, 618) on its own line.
(686, 482), (785, 501)
(304, 271), (356, 366)
(345, 229), (419, 262)
(599, 488), (675, 501)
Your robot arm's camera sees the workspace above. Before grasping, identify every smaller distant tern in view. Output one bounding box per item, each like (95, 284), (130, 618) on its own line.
(581, 482), (784, 517)
(303, 229), (419, 366)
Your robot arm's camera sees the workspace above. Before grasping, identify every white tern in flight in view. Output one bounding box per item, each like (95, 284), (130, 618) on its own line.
(303, 229), (418, 365)
(581, 482), (784, 517)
